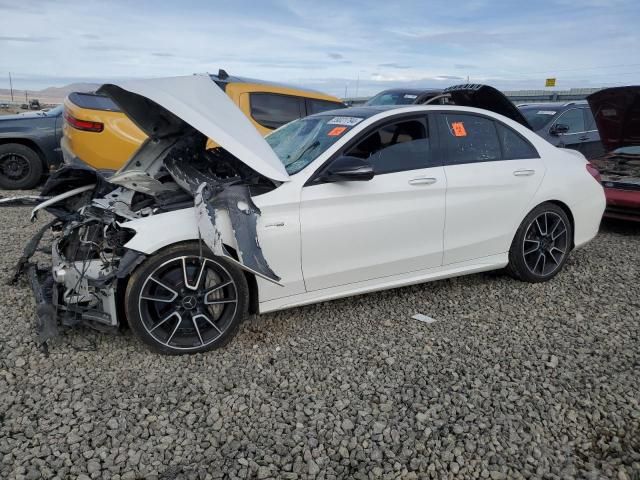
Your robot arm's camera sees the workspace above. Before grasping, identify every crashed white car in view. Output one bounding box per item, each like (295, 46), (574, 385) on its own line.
(10, 76), (605, 354)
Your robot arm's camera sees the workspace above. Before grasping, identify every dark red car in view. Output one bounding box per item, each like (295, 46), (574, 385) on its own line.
(587, 86), (640, 221)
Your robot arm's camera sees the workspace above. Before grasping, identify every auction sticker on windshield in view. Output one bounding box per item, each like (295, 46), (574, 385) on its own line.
(327, 126), (347, 136)
(327, 116), (363, 126)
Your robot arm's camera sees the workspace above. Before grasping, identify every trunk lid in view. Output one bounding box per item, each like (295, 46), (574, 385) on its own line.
(587, 86), (640, 152)
(97, 75), (290, 182)
(443, 84), (532, 129)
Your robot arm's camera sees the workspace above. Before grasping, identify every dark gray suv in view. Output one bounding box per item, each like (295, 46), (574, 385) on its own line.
(517, 101), (603, 159)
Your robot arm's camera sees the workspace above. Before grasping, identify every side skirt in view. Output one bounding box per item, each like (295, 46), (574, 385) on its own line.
(258, 253), (508, 314)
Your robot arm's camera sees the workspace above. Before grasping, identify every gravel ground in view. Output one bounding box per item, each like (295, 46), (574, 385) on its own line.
(1, 190), (639, 480)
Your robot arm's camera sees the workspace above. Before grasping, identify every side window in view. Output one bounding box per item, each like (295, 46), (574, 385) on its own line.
(584, 108), (597, 131)
(250, 93), (304, 129)
(553, 108), (585, 133)
(441, 113), (501, 165)
(496, 123), (539, 159)
(307, 99), (345, 115)
(345, 118), (432, 174)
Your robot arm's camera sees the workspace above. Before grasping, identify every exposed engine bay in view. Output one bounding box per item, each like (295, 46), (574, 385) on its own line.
(591, 153), (640, 190)
(8, 133), (281, 345)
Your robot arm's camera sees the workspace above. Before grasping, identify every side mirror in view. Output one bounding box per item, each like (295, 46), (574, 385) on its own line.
(321, 156), (375, 182)
(551, 123), (570, 135)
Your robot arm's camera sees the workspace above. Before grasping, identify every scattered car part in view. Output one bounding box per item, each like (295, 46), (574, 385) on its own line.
(412, 313), (437, 324)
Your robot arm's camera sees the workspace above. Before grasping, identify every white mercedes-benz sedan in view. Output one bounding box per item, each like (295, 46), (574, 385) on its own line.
(13, 75), (605, 354)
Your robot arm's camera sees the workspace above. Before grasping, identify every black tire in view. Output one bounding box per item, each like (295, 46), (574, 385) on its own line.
(125, 243), (249, 354)
(0, 143), (43, 190)
(507, 203), (572, 283)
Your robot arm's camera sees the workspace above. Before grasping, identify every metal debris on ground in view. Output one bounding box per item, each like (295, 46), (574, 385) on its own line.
(412, 313), (437, 324)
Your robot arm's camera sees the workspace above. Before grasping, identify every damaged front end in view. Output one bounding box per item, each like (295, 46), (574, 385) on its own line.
(10, 75), (290, 346)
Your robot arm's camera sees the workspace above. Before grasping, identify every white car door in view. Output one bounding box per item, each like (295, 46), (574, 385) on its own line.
(438, 112), (546, 264)
(300, 115), (446, 292)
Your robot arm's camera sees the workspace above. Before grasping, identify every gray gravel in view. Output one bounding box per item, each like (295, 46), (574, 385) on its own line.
(1, 190), (639, 480)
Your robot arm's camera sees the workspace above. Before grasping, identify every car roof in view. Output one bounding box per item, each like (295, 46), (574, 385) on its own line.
(311, 103), (533, 121)
(210, 72), (335, 98)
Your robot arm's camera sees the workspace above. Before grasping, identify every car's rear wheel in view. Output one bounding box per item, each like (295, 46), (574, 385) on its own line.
(507, 203), (572, 283)
(0, 143), (43, 190)
(125, 243), (249, 354)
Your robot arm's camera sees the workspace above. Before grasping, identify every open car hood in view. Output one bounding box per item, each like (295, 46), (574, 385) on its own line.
(587, 86), (640, 152)
(97, 75), (290, 182)
(443, 84), (532, 130)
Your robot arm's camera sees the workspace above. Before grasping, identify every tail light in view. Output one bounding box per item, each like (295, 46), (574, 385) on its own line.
(586, 163), (602, 183)
(64, 112), (104, 132)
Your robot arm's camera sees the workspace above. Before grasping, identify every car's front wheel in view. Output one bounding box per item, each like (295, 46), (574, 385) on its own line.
(125, 243), (249, 354)
(507, 203), (572, 283)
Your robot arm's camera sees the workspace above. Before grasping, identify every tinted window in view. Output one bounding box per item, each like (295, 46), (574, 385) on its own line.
(68, 92), (120, 112)
(441, 113), (501, 165)
(307, 99), (345, 115)
(584, 108), (597, 131)
(554, 108), (585, 133)
(250, 93), (304, 129)
(519, 108), (557, 131)
(366, 91), (420, 106)
(346, 119), (431, 174)
(496, 123), (539, 159)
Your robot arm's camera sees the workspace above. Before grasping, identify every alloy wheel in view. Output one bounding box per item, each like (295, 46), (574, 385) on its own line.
(0, 153), (30, 181)
(522, 211), (569, 277)
(137, 256), (238, 351)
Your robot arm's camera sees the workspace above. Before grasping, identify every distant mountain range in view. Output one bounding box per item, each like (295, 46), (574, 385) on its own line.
(0, 82), (101, 104)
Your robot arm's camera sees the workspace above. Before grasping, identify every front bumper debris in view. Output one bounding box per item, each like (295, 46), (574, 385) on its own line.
(14, 219), (145, 345)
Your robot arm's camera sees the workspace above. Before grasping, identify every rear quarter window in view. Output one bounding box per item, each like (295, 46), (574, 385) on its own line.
(496, 123), (539, 159)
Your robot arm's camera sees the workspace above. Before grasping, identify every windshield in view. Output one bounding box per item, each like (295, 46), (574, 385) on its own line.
(266, 115), (363, 174)
(367, 91), (419, 106)
(519, 108), (557, 131)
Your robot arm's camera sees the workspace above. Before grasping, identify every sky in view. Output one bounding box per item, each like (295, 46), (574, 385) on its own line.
(1, 0), (639, 97)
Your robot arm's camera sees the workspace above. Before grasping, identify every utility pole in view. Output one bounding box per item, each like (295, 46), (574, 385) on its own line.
(9, 72), (14, 102)
(355, 72), (360, 98)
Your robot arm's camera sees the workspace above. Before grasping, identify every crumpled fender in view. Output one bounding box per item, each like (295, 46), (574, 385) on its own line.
(156, 155), (282, 284)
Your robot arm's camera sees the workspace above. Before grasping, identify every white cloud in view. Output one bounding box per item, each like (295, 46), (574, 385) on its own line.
(0, 0), (638, 96)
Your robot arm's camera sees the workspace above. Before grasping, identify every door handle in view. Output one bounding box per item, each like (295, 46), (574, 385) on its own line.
(513, 169), (535, 177)
(579, 135), (589, 141)
(408, 177), (437, 185)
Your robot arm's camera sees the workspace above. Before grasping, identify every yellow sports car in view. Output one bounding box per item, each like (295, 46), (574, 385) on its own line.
(62, 69), (345, 171)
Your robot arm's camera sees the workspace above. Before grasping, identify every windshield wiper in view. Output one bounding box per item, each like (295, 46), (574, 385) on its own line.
(286, 141), (320, 166)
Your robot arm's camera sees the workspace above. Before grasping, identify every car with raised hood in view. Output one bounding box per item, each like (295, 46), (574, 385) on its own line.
(62, 70), (346, 171)
(587, 86), (640, 221)
(517, 101), (603, 159)
(0, 105), (64, 189)
(7, 77), (604, 355)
